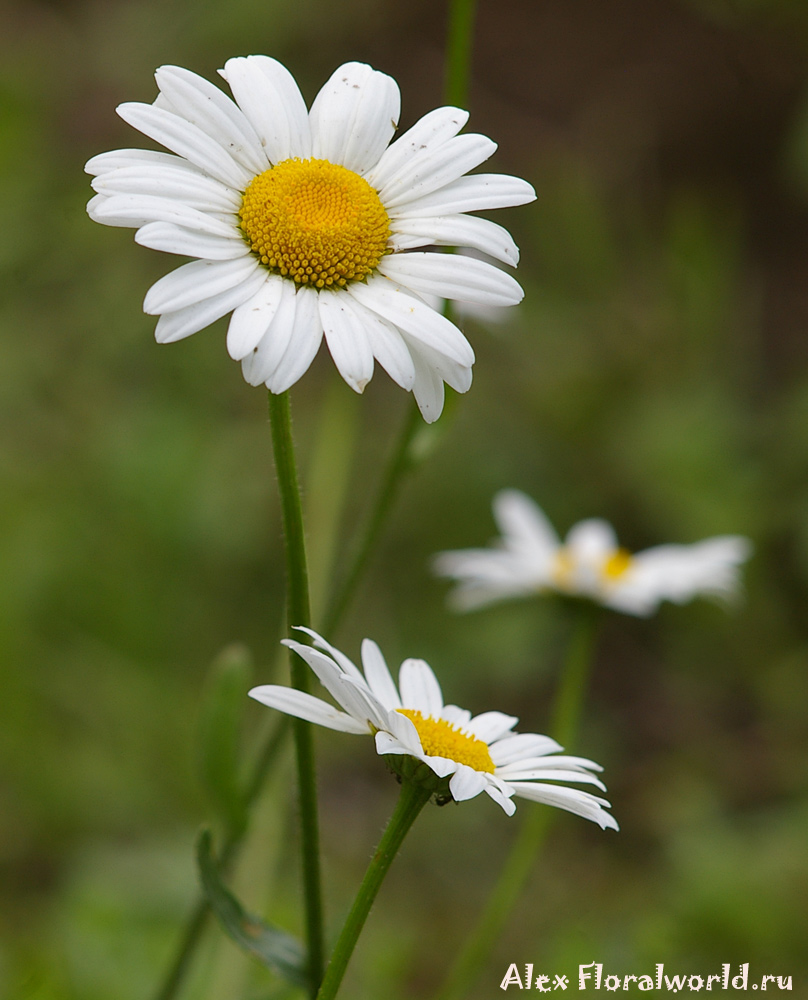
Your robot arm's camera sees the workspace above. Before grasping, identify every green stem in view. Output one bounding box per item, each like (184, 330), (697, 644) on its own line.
(316, 781), (432, 1000)
(267, 389), (324, 996)
(435, 605), (601, 1000)
(444, 0), (478, 107)
(321, 403), (421, 635)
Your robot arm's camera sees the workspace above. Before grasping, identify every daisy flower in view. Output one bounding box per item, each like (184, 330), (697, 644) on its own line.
(434, 489), (752, 616)
(86, 57), (535, 421)
(249, 628), (618, 829)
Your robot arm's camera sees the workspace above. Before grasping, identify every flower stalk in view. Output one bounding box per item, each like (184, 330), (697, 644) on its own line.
(315, 780), (432, 1000)
(267, 389), (325, 995)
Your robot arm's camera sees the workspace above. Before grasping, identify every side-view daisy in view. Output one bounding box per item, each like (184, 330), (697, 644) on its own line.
(249, 628), (618, 829)
(86, 57), (535, 421)
(434, 489), (752, 616)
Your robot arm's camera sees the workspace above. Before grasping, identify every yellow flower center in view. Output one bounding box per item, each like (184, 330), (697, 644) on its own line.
(602, 547), (633, 581)
(239, 158), (391, 288)
(397, 709), (496, 774)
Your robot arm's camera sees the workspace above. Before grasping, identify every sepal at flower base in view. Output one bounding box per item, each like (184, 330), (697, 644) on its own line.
(196, 829), (308, 989)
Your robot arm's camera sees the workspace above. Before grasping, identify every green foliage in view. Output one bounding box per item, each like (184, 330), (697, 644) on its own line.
(196, 830), (307, 989)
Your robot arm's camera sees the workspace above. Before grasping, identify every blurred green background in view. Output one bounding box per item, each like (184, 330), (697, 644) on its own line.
(2, 0), (808, 996)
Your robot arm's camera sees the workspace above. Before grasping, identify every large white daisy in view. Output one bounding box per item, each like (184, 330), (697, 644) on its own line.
(249, 628), (618, 829)
(86, 57), (535, 421)
(434, 489), (752, 616)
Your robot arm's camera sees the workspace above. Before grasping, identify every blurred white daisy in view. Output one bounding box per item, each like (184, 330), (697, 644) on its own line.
(86, 57), (535, 421)
(249, 628), (618, 829)
(434, 489), (752, 616)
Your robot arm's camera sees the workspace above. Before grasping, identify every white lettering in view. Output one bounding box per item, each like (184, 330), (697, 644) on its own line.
(623, 975), (637, 988)
(535, 975), (550, 993)
(637, 976), (654, 991)
(578, 963), (600, 990)
(689, 975), (704, 991)
(500, 964), (522, 990)
(777, 976), (792, 990)
(706, 974), (721, 990)
(664, 974), (687, 991)
(732, 964), (749, 989)
(604, 975), (621, 992)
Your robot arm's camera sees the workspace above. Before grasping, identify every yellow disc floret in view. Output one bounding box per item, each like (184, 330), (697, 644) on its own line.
(398, 709), (496, 774)
(602, 547), (633, 582)
(239, 158), (391, 288)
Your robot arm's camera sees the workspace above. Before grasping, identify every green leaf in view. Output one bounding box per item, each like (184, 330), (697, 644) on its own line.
(196, 829), (308, 989)
(198, 643), (252, 837)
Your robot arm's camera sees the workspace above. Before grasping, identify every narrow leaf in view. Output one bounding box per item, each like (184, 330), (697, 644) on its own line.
(197, 829), (308, 988)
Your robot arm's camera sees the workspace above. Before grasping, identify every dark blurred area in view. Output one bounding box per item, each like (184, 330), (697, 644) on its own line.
(1, 0), (807, 997)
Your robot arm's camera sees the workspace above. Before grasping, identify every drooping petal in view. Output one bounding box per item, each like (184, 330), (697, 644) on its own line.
(226, 274), (285, 360)
(309, 62), (400, 174)
(449, 764), (488, 801)
(221, 55), (312, 162)
(333, 293), (415, 390)
(265, 285), (323, 393)
(240, 278), (298, 386)
(507, 782), (619, 831)
(318, 287), (375, 392)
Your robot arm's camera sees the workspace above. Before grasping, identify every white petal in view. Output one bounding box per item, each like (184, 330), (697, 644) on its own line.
(400, 335), (472, 394)
(88, 193), (237, 235)
(240, 279), (298, 385)
(281, 640), (382, 728)
(360, 639), (402, 710)
(221, 55), (312, 162)
(347, 275), (474, 366)
(484, 781), (517, 815)
(507, 782), (618, 831)
(153, 267), (267, 343)
(291, 627), (367, 686)
(85, 148), (187, 176)
(154, 64), (268, 175)
(391, 173), (536, 219)
(409, 348), (446, 423)
(378, 252), (523, 306)
(398, 658), (444, 715)
(494, 490), (560, 560)
(331, 293), (415, 390)
(490, 733), (563, 766)
(497, 768), (606, 791)
(310, 62), (400, 174)
(248, 684), (367, 734)
(440, 704), (472, 727)
(365, 106), (469, 191)
(449, 764), (488, 801)
(144, 256), (261, 314)
(92, 163), (241, 212)
(566, 519), (620, 562)
(116, 102), (252, 190)
(226, 274), (285, 360)
(379, 133), (497, 209)
(266, 285), (323, 394)
(135, 222), (248, 259)
(389, 214), (520, 266)
(318, 288), (375, 392)
(464, 711), (518, 742)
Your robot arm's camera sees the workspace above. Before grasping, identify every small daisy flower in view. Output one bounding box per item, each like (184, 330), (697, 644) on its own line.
(86, 57), (535, 421)
(249, 628), (618, 829)
(434, 489), (752, 616)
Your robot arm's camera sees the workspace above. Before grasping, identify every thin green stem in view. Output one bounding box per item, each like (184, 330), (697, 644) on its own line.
(321, 403), (421, 635)
(435, 605), (601, 1000)
(267, 389), (324, 996)
(316, 781), (432, 1000)
(444, 0), (478, 108)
